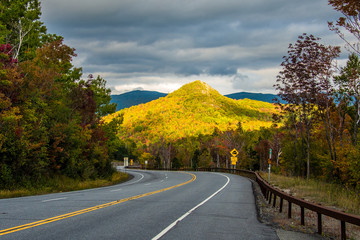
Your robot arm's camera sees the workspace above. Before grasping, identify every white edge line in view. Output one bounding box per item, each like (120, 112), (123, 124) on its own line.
(109, 171), (146, 191)
(41, 197), (67, 203)
(110, 189), (122, 192)
(120, 171), (145, 187)
(57, 171), (145, 196)
(151, 173), (230, 240)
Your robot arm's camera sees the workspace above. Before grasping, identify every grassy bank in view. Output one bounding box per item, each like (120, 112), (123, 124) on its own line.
(0, 171), (129, 199)
(260, 172), (360, 216)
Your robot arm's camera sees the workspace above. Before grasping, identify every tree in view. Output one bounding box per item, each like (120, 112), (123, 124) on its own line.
(87, 74), (117, 118)
(0, 0), (50, 61)
(335, 53), (360, 145)
(0, 1), (118, 188)
(275, 33), (340, 179)
(328, 0), (360, 54)
(255, 139), (270, 171)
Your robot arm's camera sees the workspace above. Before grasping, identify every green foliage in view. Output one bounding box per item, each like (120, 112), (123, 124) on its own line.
(0, 0), (49, 60)
(0, 2), (117, 189)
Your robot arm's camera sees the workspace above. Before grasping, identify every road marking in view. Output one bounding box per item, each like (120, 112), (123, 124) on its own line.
(108, 171), (145, 192)
(0, 172), (196, 236)
(50, 171), (145, 198)
(41, 197), (67, 203)
(110, 189), (122, 192)
(119, 171), (144, 187)
(152, 173), (230, 240)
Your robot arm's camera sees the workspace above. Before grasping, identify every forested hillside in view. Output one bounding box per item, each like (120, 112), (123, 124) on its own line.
(0, 1), (118, 189)
(104, 81), (278, 170)
(105, 81), (276, 141)
(110, 90), (283, 111)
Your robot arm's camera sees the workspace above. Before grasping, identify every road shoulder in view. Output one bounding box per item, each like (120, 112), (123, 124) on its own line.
(251, 180), (326, 240)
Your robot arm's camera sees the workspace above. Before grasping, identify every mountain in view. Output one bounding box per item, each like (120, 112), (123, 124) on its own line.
(226, 92), (285, 104)
(105, 81), (278, 143)
(111, 89), (282, 110)
(111, 90), (167, 111)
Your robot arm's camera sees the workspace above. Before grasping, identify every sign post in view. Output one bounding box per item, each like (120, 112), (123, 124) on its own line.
(268, 149), (272, 182)
(231, 157), (237, 166)
(124, 157), (128, 167)
(230, 148), (238, 171)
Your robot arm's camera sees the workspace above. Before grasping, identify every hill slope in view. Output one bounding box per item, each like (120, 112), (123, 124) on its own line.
(105, 81), (277, 143)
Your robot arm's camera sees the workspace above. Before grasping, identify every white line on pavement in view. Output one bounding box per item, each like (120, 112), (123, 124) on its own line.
(41, 197), (67, 203)
(110, 189), (122, 192)
(120, 172), (145, 187)
(151, 173), (230, 240)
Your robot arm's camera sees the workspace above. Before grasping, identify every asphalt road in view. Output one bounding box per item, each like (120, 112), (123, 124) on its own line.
(0, 170), (278, 239)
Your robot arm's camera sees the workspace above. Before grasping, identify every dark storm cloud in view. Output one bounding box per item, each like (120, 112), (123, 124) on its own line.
(40, 0), (343, 94)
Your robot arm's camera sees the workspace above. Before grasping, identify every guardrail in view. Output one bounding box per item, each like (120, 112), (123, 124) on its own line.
(126, 166), (359, 239)
(254, 172), (360, 240)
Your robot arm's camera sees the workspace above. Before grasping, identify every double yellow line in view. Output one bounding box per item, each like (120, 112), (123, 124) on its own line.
(0, 172), (196, 236)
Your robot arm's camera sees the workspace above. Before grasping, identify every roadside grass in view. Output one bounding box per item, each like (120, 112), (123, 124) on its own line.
(0, 171), (129, 199)
(260, 172), (360, 216)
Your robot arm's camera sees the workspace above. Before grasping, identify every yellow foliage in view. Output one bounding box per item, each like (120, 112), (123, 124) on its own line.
(104, 81), (278, 144)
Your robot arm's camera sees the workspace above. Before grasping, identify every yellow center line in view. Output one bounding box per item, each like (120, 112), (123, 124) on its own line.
(0, 172), (196, 236)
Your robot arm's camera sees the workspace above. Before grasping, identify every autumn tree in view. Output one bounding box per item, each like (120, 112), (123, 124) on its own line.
(328, 0), (360, 54)
(275, 33), (340, 179)
(0, 1), (118, 187)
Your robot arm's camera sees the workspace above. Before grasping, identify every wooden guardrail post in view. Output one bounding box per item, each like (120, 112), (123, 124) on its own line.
(268, 192), (272, 204)
(279, 198), (283, 213)
(317, 213), (322, 234)
(341, 221), (346, 240)
(273, 195), (276, 207)
(288, 201), (292, 218)
(301, 207), (305, 225)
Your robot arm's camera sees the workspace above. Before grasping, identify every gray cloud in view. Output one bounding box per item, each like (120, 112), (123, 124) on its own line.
(41, 0), (345, 94)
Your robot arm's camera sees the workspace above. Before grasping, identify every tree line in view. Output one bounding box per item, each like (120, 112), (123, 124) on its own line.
(270, 0), (360, 189)
(0, 0), (119, 189)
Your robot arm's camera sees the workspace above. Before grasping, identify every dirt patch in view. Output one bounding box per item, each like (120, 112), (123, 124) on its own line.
(252, 181), (360, 240)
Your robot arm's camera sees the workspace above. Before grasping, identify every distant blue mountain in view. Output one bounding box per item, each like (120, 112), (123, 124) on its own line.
(225, 92), (285, 104)
(111, 90), (283, 111)
(111, 90), (167, 111)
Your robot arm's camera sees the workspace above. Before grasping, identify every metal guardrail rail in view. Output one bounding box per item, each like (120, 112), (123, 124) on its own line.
(126, 166), (360, 239)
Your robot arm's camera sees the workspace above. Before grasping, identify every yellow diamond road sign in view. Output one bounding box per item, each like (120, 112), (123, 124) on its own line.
(230, 148), (238, 157)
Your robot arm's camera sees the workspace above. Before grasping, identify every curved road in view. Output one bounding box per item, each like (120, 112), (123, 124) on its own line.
(0, 170), (278, 239)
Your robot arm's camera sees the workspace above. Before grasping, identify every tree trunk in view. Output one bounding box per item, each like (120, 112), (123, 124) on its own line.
(353, 99), (360, 145)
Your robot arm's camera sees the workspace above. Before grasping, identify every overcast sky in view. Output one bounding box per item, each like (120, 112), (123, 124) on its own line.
(41, 0), (346, 95)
